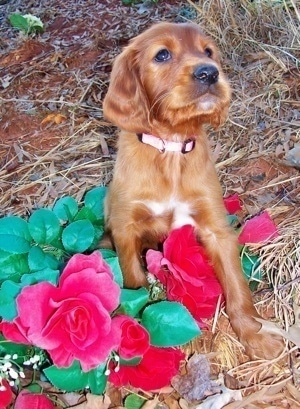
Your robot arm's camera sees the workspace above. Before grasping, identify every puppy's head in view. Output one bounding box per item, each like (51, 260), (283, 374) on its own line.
(103, 22), (231, 134)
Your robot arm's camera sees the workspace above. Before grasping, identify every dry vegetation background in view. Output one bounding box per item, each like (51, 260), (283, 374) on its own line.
(0, 0), (300, 407)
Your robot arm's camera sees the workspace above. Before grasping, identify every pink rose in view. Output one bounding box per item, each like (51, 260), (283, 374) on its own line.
(14, 390), (55, 409)
(2, 252), (121, 372)
(109, 346), (184, 391)
(113, 315), (150, 360)
(146, 225), (223, 326)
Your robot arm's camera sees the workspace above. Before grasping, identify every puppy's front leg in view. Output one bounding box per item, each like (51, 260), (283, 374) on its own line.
(112, 229), (148, 288)
(194, 201), (283, 359)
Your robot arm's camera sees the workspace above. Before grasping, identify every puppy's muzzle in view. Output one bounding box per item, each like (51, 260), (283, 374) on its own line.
(193, 65), (219, 85)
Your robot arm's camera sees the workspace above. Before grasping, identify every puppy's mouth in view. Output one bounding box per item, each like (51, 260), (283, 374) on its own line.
(196, 90), (221, 110)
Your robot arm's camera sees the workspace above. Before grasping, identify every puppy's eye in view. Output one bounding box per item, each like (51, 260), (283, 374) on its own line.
(154, 49), (171, 62)
(204, 47), (213, 58)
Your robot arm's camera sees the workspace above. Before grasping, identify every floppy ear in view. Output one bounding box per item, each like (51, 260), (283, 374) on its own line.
(103, 47), (150, 133)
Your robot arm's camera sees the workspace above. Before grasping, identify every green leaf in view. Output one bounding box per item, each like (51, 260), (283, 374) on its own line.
(23, 14), (44, 34)
(227, 214), (239, 227)
(119, 288), (149, 317)
(26, 383), (43, 393)
(9, 14), (29, 32)
(0, 235), (30, 254)
(74, 206), (98, 222)
(141, 301), (201, 347)
(87, 226), (105, 253)
(0, 268), (59, 321)
(84, 186), (107, 219)
(21, 268), (60, 287)
(0, 280), (21, 320)
(125, 394), (146, 409)
(99, 249), (123, 287)
(0, 251), (29, 282)
(87, 363), (107, 395)
(0, 216), (31, 241)
(44, 361), (89, 392)
(241, 247), (262, 291)
(52, 196), (78, 222)
(28, 209), (61, 245)
(0, 335), (30, 362)
(44, 360), (107, 394)
(62, 220), (95, 253)
(28, 246), (59, 271)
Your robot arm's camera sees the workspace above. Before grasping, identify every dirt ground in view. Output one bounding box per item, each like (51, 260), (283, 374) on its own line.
(0, 0), (300, 408)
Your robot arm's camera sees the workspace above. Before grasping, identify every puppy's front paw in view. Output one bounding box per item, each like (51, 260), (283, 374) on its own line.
(241, 329), (284, 360)
(231, 315), (284, 360)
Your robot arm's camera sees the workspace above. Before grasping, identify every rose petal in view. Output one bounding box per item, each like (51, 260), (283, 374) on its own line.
(0, 320), (31, 345)
(112, 315), (150, 359)
(146, 225), (223, 324)
(14, 390), (55, 409)
(238, 211), (279, 244)
(223, 193), (242, 214)
(60, 251), (113, 282)
(0, 380), (13, 409)
(60, 269), (120, 312)
(16, 282), (58, 344)
(109, 346), (184, 391)
(146, 249), (164, 276)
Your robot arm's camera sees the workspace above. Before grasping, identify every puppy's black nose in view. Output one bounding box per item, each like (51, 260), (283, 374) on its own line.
(193, 65), (219, 85)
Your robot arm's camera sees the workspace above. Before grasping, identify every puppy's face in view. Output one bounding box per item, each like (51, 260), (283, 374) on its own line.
(103, 23), (231, 134)
(137, 24), (229, 117)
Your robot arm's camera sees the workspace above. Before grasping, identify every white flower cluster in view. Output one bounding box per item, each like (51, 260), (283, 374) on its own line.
(0, 354), (25, 389)
(23, 354), (41, 369)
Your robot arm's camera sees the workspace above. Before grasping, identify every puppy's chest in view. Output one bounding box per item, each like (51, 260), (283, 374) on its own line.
(137, 197), (196, 229)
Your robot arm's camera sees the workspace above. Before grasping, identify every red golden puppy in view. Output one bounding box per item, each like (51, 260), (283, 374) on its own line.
(103, 22), (283, 359)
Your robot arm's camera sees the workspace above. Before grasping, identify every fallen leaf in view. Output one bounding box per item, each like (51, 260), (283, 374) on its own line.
(68, 393), (111, 409)
(141, 396), (160, 408)
(61, 392), (82, 406)
(255, 317), (300, 348)
(163, 395), (181, 409)
(286, 144), (300, 167)
(286, 381), (300, 402)
(178, 398), (189, 409)
(195, 385), (242, 409)
(172, 354), (220, 402)
(41, 113), (67, 125)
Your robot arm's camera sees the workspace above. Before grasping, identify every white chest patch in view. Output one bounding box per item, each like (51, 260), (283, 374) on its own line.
(136, 198), (196, 229)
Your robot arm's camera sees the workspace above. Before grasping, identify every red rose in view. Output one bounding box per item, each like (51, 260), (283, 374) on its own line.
(0, 380), (13, 409)
(146, 225), (223, 326)
(112, 315), (150, 360)
(2, 252), (121, 372)
(109, 346), (184, 391)
(14, 390), (55, 409)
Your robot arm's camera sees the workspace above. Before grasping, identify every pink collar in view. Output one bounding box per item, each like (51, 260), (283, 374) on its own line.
(137, 133), (195, 154)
